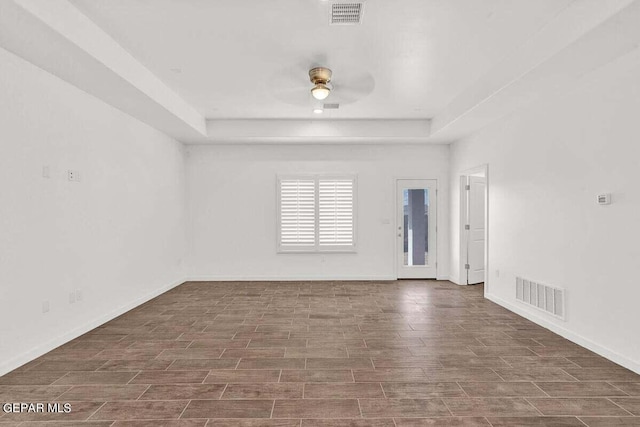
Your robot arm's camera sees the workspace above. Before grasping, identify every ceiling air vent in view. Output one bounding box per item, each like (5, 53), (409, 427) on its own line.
(330, 2), (365, 25)
(323, 103), (340, 109)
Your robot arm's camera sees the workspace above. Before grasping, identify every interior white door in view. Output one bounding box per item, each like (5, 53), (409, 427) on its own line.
(466, 176), (486, 284)
(396, 179), (437, 279)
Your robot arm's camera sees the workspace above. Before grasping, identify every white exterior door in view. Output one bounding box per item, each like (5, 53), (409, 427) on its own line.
(396, 179), (437, 279)
(466, 176), (486, 284)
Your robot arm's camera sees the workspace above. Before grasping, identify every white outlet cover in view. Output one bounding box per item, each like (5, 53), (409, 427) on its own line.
(42, 166), (50, 178)
(42, 301), (50, 313)
(67, 170), (80, 182)
(75, 289), (83, 301)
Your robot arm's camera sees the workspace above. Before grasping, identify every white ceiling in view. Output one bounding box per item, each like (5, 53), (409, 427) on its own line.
(69, 0), (572, 120)
(3, 0), (637, 143)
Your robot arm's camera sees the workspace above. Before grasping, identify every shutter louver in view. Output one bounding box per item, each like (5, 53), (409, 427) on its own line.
(279, 179), (316, 248)
(319, 179), (354, 248)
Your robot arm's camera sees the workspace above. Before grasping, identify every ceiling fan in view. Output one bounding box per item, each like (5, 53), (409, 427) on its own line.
(309, 67), (333, 100)
(269, 59), (375, 107)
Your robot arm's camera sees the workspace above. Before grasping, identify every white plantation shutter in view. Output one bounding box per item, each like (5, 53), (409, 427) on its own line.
(278, 179), (316, 249)
(277, 175), (356, 252)
(319, 179), (355, 248)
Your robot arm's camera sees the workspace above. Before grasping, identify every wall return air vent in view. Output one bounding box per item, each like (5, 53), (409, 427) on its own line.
(516, 277), (565, 320)
(330, 2), (365, 25)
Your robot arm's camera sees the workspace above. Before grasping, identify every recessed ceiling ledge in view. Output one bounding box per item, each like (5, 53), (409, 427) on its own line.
(197, 119), (433, 144)
(0, 0), (207, 140)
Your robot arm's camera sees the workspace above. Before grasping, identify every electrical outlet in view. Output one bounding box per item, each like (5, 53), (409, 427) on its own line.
(67, 170), (80, 182)
(69, 291), (76, 304)
(42, 300), (50, 313)
(75, 289), (83, 302)
(42, 166), (50, 178)
(495, 269), (500, 278)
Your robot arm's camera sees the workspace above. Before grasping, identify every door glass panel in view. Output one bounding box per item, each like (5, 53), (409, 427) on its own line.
(403, 189), (429, 266)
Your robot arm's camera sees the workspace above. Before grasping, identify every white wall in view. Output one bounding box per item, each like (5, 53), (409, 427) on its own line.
(0, 47), (188, 375)
(449, 51), (640, 373)
(187, 144), (449, 281)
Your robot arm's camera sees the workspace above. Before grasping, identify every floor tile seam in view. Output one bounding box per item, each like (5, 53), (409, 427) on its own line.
(177, 398), (192, 419)
(523, 396), (545, 416)
(85, 400), (108, 422)
(606, 397), (636, 416)
(559, 368), (582, 382)
(563, 357), (584, 369)
(70, 397), (216, 402)
(497, 356), (513, 369)
(94, 360), (114, 372)
(49, 371), (73, 386)
(135, 384), (152, 400)
(607, 382), (631, 396)
(439, 396), (455, 416)
(575, 416), (590, 426)
(531, 382), (552, 397)
(455, 381), (470, 398)
(490, 367), (507, 382)
(165, 360), (179, 370)
(201, 369), (210, 384)
(482, 417), (495, 427)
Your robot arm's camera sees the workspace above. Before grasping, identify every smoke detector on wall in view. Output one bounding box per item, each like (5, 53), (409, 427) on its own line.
(330, 2), (365, 25)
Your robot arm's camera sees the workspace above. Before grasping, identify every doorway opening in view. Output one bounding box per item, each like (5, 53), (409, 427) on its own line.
(460, 166), (488, 291)
(396, 179), (437, 279)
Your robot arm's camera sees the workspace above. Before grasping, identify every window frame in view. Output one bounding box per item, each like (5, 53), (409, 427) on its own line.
(276, 174), (357, 254)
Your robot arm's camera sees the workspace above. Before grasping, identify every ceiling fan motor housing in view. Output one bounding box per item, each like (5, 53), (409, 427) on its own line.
(309, 67), (332, 85)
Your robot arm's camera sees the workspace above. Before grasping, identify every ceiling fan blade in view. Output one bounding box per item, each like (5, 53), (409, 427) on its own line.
(268, 63), (311, 106)
(271, 87), (312, 106)
(330, 70), (375, 104)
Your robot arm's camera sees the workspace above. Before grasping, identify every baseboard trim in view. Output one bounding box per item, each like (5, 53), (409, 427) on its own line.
(0, 277), (187, 376)
(486, 292), (640, 375)
(186, 275), (398, 282)
(449, 276), (463, 285)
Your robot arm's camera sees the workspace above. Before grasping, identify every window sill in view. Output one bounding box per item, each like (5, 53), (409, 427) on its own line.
(277, 249), (357, 254)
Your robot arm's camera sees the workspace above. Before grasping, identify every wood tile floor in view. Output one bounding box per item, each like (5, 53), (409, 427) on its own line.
(1, 280), (639, 426)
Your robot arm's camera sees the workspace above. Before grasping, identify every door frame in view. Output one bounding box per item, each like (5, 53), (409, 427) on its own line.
(459, 165), (489, 295)
(394, 178), (438, 280)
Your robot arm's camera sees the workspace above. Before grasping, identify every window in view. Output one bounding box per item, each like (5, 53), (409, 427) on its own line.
(277, 175), (356, 252)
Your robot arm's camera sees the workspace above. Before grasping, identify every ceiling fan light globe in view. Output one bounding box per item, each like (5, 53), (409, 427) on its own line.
(311, 84), (330, 100)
